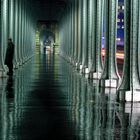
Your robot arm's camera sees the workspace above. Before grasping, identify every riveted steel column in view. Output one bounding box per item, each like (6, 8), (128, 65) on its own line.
(70, 3), (73, 62)
(71, 1), (74, 63)
(0, 3), (2, 75)
(23, 0), (26, 60)
(25, 4), (29, 59)
(9, 0), (16, 68)
(12, 0), (15, 43)
(23, 1), (27, 61)
(100, 0), (120, 87)
(1, 0), (8, 72)
(64, 18), (67, 58)
(24, 1), (28, 61)
(9, 0), (17, 67)
(14, 0), (19, 68)
(22, 0), (25, 61)
(59, 19), (64, 57)
(118, 0), (140, 102)
(20, 0), (24, 63)
(60, 22), (64, 56)
(17, 0), (21, 64)
(26, 18), (29, 59)
(77, 0), (83, 69)
(77, 0), (80, 67)
(32, 22), (36, 55)
(18, 0), (22, 65)
(73, 0), (76, 63)
(66, 7), (70, 61)
(31, 3), (36, 57)
(60, 14), (65, 57)
(81, 0), (88, 73)
(68, 4), (72, 61)
(26, 6), (30, 59)
(27, 15), (30, 59)
(93, 0), (104, 79)
(9, 0), (14, 39)
(1, 0), (8, 76)
(88, 0), (97, 78)
(74, 0), (78, 64)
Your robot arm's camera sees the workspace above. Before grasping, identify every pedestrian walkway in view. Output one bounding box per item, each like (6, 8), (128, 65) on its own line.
(0, 52), (139, 140)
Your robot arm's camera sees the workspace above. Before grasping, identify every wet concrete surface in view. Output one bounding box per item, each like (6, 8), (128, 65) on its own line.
(0, 52), (140, 140)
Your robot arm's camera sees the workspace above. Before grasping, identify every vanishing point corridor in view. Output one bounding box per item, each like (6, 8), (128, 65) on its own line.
(0, 0), (140, 139)
(0, 53), (78, 140)
(0, 52), (139, 140)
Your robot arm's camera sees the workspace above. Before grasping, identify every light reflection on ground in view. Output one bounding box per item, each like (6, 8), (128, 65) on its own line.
(0, 52), (139, 140)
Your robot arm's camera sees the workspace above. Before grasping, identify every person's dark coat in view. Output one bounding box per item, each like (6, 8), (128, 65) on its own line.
(4, 42), (14, 66)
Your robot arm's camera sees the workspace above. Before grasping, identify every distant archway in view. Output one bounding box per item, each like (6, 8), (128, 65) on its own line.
(39, 30), (55, 53)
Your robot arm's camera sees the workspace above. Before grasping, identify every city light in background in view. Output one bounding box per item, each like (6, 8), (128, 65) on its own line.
(102, 0), (124, 48)
(117, 0), (124, 46)
(102, 0), (124, 62)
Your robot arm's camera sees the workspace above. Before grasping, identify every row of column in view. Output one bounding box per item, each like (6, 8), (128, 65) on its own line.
(59, 0), (140, 101)
(0, 0), (36, 77)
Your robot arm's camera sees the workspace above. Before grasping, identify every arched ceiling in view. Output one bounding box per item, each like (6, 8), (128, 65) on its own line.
(33, 0), (72, 21)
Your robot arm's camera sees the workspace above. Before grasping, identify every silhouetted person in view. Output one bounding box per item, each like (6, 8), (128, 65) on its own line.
(5, 38), (14, 75)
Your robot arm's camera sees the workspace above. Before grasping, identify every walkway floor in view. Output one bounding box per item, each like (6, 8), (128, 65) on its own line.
(0, 52), (139, 140)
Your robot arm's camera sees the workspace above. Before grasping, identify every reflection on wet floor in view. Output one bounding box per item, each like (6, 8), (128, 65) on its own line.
(0, 52), (140, 140)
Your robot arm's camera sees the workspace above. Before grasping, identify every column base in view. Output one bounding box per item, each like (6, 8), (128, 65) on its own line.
(0, 70), (7, 78)
(14, 63), (19, 69)
(85, 73), (89, 79)
(76, 63), (80, 70)
(116, 102), (140, 127)
(80, 64), (83, 70)
(79, 65), (83, 73)
(85, 68), (89, 74)
(73, 61), (78, 67)
(81, 67), (89, 74)
(104, 88), (117, 102)
(93, 79), (100, 85)
(19, 61), (23, 66)
(88, 72), (93, 79)
(93, 72), (102, 79)
(119, 90), (140, 102)
(100, 79), (118, 88)
(71, 60), (75, 65)
(125, 102), (140, 113)
(125, 102), (140, 126)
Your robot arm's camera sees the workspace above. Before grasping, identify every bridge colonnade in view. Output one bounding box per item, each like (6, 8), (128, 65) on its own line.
(0, 0), (36, 76)
(59, 0), (140, 102)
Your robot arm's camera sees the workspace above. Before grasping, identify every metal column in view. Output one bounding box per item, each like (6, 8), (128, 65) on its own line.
(93, 0), (104, 79)
(100, 0), (120, 87)
(77, 0), (83, 70)
(81, 0), (88, 73)
(0, 0), (8, 76)
(74, 0), (78, 65)
(14, 0), (19, 68)
(88, 0), (96, 78)
(18, 0), (22, 65)
(71, 2), (74, 63)
(20, 0), (25, 63)
(118, 0), (140, 102)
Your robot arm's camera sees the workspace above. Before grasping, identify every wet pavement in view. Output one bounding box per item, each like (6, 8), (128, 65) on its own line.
(0, 52), (140, 140)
